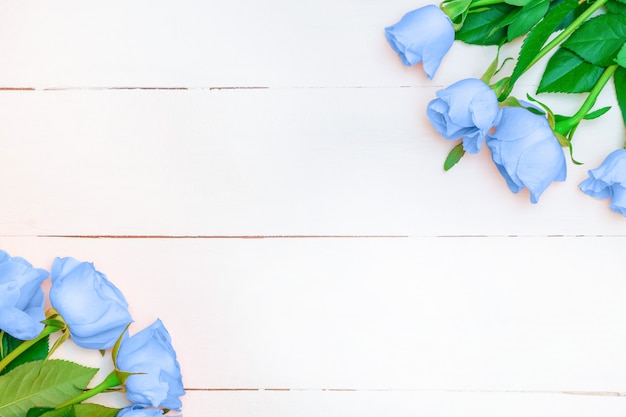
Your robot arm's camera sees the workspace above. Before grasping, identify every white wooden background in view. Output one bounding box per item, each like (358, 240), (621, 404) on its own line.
(1, 1), (626, 415)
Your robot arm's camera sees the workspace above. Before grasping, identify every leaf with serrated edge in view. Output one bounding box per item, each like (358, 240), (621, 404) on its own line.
(39, 404), (120, 417)
(0, 360), (97, 417)
(508, 0), (550, 41)
(537, 48), (605, 93)
(563, 14), (626, 67)
(510, 0), (579, 86)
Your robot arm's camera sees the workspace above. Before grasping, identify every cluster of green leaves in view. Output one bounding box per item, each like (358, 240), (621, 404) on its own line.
(453, 0), (579, 45)
(0, 332), (120, 417)
(538, 9), (625, 121)
(450, 0), (626, 128)
(438, 0), (625, 170)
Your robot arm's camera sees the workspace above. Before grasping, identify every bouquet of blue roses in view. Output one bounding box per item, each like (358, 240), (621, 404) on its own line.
(0, 250), (185, 417)
(386, 0), (626, 215)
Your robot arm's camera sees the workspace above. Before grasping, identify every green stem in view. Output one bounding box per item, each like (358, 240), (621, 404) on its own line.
(556, 64), (618, 135)
(0, 325), (59, 373)
(524, 0), (609, 73)
(55, 370), (122, 409)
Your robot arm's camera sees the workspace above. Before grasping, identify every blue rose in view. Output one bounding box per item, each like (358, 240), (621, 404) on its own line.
(117, 405), (165, 417)
(116, 319), (185, 411)
(0, 251), (48, 340)
(486, 107), (566, 203)
(385, 5), (454, 79)
(579, 149), (626, 216)
(49, 257), (133, 349)
(427, 78), (501, 153)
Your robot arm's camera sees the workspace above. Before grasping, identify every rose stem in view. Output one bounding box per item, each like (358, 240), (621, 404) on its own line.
(0, 325), (59, 373)
(54, 370), (123, 409)
(555, 64), (618, 135)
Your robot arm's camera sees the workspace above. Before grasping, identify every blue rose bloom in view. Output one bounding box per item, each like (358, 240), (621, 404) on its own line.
(116, 319), (185, 411)
(117, 405), (166, 417)
(486, 107), (566, 203)
(385, 5), (454, 79)
(0, 251), (48, 340)
(579, 149), (626, 216)
(49, 257), (133, 349)
(427, 78), (501, 153)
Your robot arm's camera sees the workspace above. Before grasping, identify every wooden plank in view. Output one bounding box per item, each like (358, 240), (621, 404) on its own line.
(50, 389), (626, 417)
(5, 236), (626, 391)
(191, 390), (626, 417)
(0, 88), (623, 237)
(0, 0), (493, 88)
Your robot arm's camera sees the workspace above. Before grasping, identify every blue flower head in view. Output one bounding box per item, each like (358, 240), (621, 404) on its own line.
(579, 149), (626, 216)
(385, 5), (455, 79)
(486, 107), (566, 203)
(427, 78), (501, 153)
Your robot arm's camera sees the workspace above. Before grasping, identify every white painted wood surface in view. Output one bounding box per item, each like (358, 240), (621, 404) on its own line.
(1, 1), (625, 416)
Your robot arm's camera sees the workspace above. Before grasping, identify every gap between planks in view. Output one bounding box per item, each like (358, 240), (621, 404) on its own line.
(183, 388), (626, 397)
(0, 86), (266, 91)
(0, 85), (423, 92)
(0, 234), (613, 239)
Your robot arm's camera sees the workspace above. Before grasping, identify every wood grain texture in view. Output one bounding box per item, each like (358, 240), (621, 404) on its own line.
(193, 390), (626, 417)
(3, 237), (626, 393)
(0, 87), (622, 237)
(1, 0), (625, 415)
(66, 389), (626, 417)
(0, 0), (491, 88)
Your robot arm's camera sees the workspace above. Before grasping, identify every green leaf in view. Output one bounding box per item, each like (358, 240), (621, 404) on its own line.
(508, 0), (550, 40)
(37, 406), (74, 417)
(455, 4), (516, 45)
(556, 0), (592, 30)
(537, 48), (605, 93)
(615, 66), (626, 125)
(444, 143), (466, 171)
(607, 0), (626, 15)
(0, 360), (98, 417)
(584, 106), (612, 120)
(74, 404), (120, 417)
(562, 14), (626, 67)
(617, 43), (626, 67)
(504, 0), (530, 6)
(0, 333), (49, 376)
(39, 404), (120, 417)
(510, 0), (580, 87)
(27, 408), (54, 417)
